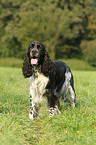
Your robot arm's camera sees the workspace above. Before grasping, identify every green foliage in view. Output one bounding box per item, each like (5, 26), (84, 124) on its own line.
(0, 0), (96, 65)
(87, 10), (96, 39)
(81, 40), (96, 67)
(0, 67), (96, 144)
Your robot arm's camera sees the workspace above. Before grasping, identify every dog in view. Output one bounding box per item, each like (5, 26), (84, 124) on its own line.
(22, 41), (76, 119)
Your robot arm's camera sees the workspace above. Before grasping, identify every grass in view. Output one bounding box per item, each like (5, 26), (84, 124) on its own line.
(0, 58), (23, 68)
(0, 57), (96, 70)
(58, 58), (96, 71)
(0, 67), (96, 145)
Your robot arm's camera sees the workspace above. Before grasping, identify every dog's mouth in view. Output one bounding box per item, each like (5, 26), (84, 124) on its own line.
(31, 58), (38, 65)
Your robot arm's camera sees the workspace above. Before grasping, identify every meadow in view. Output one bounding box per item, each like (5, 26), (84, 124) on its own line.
(0, 66), (96, 145)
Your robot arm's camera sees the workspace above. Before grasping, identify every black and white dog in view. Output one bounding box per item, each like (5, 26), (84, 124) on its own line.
(22, 41), (76, 119)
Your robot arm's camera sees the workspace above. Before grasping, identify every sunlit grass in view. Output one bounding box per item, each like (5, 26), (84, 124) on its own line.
(0, 67), (96, 145)
(0, 57), (96, 70)
(58, 58), (96, 71)
(0, 58), (23, 68)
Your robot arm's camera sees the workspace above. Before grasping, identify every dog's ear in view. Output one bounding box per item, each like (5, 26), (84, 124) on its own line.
(22, 54), (33, 78)
(41, 51), (53, 76)
(27, 45), (30, 59)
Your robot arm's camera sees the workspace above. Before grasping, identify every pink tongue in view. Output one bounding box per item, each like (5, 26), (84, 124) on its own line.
(31, 59), (38, 64)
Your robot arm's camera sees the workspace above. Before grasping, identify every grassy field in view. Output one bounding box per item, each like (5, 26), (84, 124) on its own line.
(0, 57), (96, 71)
(0, 67), (96, 145)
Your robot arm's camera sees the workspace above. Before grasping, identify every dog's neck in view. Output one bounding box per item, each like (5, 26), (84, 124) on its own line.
(33, 65), (41, 77)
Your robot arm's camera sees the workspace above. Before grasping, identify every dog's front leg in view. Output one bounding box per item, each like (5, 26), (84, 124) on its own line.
(29, 84), (40, 119)
(46, 89), (61, 116)
(29, 94), (34, 119)
(29, 94), (40, 119)
(46, 89), (56, 116)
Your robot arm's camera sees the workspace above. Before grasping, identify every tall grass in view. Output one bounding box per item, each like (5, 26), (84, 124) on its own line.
(58, 59), (96, 71)
(0, 57), (96, 70)
(0, 58), (23, 68)
(0, 67), (96, 145)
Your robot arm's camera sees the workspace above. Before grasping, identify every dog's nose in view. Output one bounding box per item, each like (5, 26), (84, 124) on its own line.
(32, 50), (37, 53)
(32, 48), (38, 53)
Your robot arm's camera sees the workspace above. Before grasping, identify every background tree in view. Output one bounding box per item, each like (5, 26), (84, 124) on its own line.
(0, 0), (96, 66)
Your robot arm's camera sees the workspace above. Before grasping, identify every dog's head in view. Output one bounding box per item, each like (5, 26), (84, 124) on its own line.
(22, 41), (53, 78)
(27, 41), (46, 66)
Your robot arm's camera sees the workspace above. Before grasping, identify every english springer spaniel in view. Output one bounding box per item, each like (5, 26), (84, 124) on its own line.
(22, 41), (76, 119)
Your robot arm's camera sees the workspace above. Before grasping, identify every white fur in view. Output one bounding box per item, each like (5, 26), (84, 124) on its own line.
(29, 73), (49, 103)
(29, 73), (49, 119)
(29, 112), (34, 119)
(61, 72), (75, 106)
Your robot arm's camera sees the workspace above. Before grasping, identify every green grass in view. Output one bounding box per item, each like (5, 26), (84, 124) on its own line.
(0, 58), (23, 68)
(58, 58), (96, 71)
(0, 67), (96, 145)
(0, 57), (96, 70)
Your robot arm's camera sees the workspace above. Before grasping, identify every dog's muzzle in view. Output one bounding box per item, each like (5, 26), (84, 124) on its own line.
(31, 58), (38, 65)
(30, 48), (39, 65)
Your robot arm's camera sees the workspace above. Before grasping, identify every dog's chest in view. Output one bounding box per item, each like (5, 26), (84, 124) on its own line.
(29, 73), (49, 98)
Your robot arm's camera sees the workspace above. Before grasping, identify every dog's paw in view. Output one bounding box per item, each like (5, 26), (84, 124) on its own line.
(48, 107), (61, 117)
(29, 113), (34, 119)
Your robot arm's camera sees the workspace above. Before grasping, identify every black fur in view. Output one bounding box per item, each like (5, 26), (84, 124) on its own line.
(22, 41), (76, 118)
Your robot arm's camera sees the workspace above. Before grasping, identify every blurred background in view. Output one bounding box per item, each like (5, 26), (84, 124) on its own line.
(0, 0), (96, 70)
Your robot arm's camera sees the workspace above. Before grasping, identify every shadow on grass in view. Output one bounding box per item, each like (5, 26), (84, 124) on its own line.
(0, 105), (10, 114)
(59, 98), (86, 112)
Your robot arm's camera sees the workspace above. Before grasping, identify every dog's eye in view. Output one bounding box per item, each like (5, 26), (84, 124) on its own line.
(37, 45), (40, 49)
(32, 44), (35, 48)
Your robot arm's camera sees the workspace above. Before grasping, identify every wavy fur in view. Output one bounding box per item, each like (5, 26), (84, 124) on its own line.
(22, 54), (33, 78)
(22, 41), (76, 119)
(41, 51), (53, 77)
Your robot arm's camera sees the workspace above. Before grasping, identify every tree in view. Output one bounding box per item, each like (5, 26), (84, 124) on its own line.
(80, 40), (96, 66)
(55, 0), (90, 58)
(0, 0), (24, 57)
(0, 0), (96, 67)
